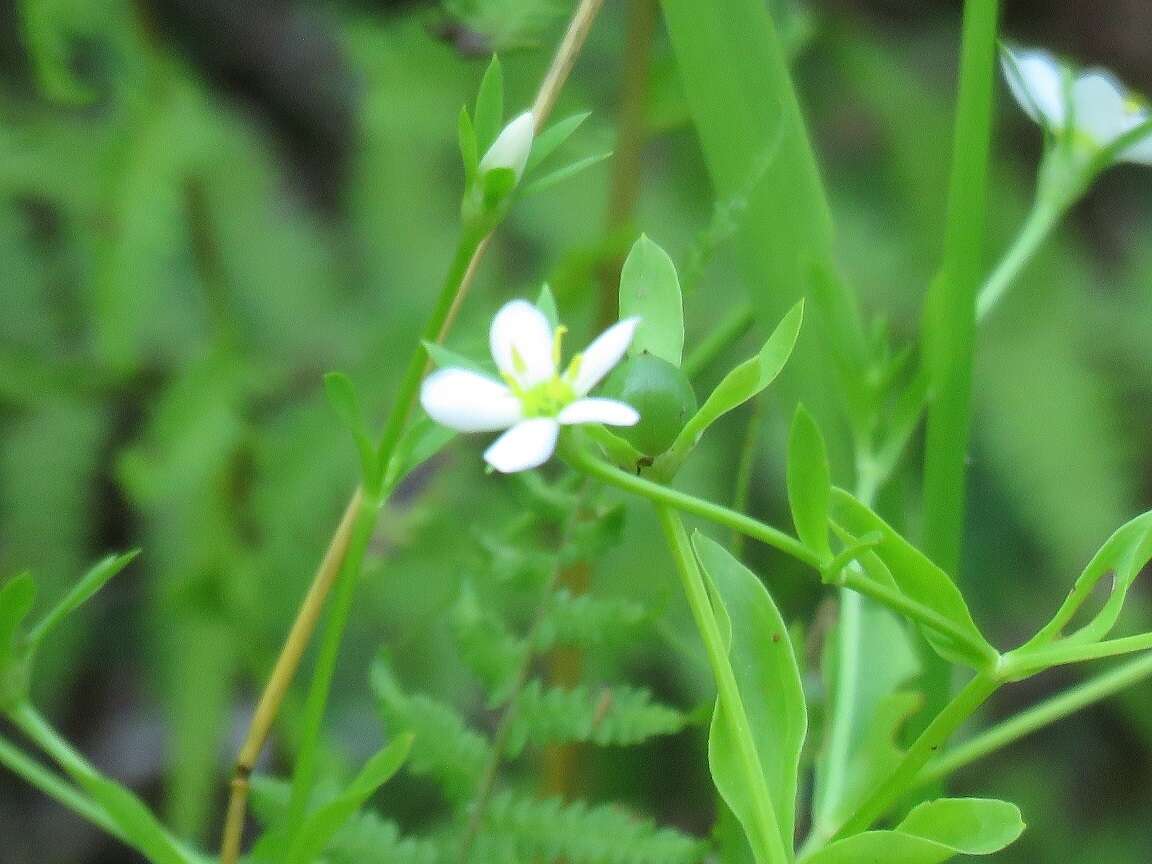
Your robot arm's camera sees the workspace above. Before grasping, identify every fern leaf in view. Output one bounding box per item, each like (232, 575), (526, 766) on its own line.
(504, 681), (686, 757)
(534, 589), (647, 650)
(372, 661), (490, 800)
(481, 791), (708, 864)
(451, 581), (527, 705)
(325, 811), (448, 864)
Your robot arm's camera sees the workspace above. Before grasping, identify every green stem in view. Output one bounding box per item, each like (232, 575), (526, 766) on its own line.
(286, 494), (381, 831)
(918, 0), (1000, 737)
(656, 506), (790, 864)
(567, 444), (818, 567)
(730, 395), (765, 557)
(836, 568), (999, 668)
(0, 731), (119, 838)
(1002, 633), (1152, 677)
(373, 229), (487, 487)
(916, 653), (1152, 787)
(831, 671), (1001, 840)
(975, 202), (1061, 321)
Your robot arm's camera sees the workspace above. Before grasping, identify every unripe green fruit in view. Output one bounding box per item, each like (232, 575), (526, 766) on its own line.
(600, 353), (697, 456)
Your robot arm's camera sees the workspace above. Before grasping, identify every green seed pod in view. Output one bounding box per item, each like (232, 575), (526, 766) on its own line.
(600, 353), (697, 456)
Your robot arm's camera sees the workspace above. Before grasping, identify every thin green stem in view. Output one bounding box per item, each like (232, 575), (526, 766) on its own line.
(1002, 633), (1152, 678)
(286, 494), (381, 832)
(683, 303), (755, 379)
(836, 569), (1000, 668)
(831, 672), (1001, 840)
(975, 202), (1061, 321)
(730, 396), (765, 557)
(916, 653), (1152, 787)
(567, 444), (818, 566)
(656, 506), (790, 864)
(0, 731), (119, 838)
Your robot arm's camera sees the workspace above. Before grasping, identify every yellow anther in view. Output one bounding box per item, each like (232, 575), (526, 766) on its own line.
(564, 352), (584, 385)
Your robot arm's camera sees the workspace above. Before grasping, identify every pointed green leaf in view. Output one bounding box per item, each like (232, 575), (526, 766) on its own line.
(803, 798), (1024, 864)
(1030, 510), (1152, 648)
(286, 734), (414, 864)
(694, 532), (806, 858)
(619, 235), (684, 366)
(76, 774), (188, 864)
(526, 112), (591, 172)
(458, 106), (479, 180)
(0, 574), (36, 661)
(830, 489), (996, 668)
(536, 283), (559, 329)
(788, 404), (831, 562)
(324, 372), (365, 435)
(523, 152), (611, 196)
(474, 55), (504, 152)
(422, 341), (489, 374)
(386, 417), (457, 490)
(666, 301), (803, 465)
(27, 551), (139, 647)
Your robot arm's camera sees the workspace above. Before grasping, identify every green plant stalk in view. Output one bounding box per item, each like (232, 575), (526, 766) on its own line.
(656, 505), (790, 864)
(829, 671), (1001, 841)
(1001, 633), (1152, 677)
(918, 0), (1000, 729)
(568, 444), (818, 566)
(285, 493), (381, 831)
(975, 200), (1061, 321)
(916, 652), (1152, 787)
(568, 446), (997, 667)
(0, 732), (120, 839)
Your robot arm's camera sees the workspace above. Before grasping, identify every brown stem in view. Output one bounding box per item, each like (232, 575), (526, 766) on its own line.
(218, 0), (609, 859)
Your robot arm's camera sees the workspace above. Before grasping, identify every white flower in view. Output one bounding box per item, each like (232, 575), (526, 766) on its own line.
(479, 111), (536, 182)
(1002, 45), (1152, 165)
(421, 300), (640, 473)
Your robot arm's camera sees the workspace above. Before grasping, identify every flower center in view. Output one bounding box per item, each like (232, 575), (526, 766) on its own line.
(520, 376), (575, 418)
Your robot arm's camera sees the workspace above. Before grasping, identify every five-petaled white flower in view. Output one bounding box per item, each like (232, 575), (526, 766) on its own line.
(421, 300), (641, 473)
(1002, 45), (1152, 165)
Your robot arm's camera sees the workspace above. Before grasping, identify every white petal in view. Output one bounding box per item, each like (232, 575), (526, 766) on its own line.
(572, 317), (640, 395)
(1071, 70), (1130, 147)
(479, 111), (536, 181)
(1002, 47), (1067, 129)
(558, 398), (640, 427)
(420, 369), (522, 432)
(489, 299), (556, 387)
(483, 418), (559, 473)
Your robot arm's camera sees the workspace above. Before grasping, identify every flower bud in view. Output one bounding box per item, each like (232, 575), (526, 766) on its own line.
(479, 111), (535, 182)
(600, 353), (697, 457)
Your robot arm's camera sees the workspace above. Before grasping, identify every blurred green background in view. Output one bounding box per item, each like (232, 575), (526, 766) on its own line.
(1, 0), (1151, 861)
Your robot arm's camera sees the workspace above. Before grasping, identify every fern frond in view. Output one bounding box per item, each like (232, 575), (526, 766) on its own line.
(504, 680), (686, 756)
(372, 661), (490, 800)
(452, 580), (527, 704)
(326, 810), (448, 864)
(533, 589), (647, 650)
(480, 791), (709, 864)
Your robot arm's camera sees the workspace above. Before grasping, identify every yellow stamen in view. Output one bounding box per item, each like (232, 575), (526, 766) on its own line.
(552, 325), (568, 368)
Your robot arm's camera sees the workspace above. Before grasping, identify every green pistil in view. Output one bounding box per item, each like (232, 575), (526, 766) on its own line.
(521, 377), (575, 418)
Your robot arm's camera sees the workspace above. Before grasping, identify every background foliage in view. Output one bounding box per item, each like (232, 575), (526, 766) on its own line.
(1, 0), (1151, 862)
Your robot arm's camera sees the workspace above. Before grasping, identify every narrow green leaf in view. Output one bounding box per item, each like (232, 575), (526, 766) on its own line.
(324, 372), (365, 435)
(386, 417), (457, 489)
(474, 55), (504, 152)
(76, 774), (188, 864)
(788, 404), (832, 562)
(458, 106), (479, 181)
(1030, 510), (1152, 648)
(526, 112), (591, 173)
(694, 532), (807, 858)
(422, 341), (489, 374)
(665, 301), (803, 465)
(581, 424), (647, 471)
(536, 283), (559, 328)
(0, 574), (36, 657)
(619, 235), (685, 366)
(286, 734), (414, 864)
(803, 798), (1024, 863)
(27, 551), (139, 646)
(830, 489), (995, 667)
(522, 152), (611, 196)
